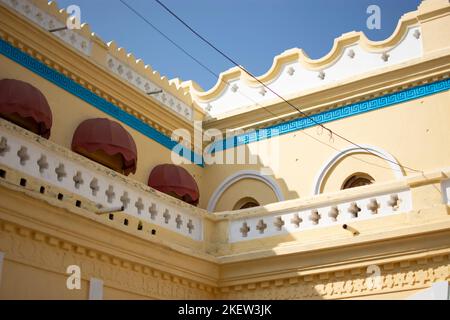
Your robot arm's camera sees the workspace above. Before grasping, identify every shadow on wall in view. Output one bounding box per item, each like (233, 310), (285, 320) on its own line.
(199, 140), (300, 212)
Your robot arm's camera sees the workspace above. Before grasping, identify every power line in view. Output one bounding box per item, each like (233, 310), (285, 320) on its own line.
(152, 0), (422, 174)
(120, 0), (413, 174)
(118, 0), (418, 174)
(118, 0), (218, 82)
(118, 0), (281, 121)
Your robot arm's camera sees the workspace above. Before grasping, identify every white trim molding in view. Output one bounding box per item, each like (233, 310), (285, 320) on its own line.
(312, 145), (404, 195)
(207, 170), (285, 212)
(229, 187), (412, 243)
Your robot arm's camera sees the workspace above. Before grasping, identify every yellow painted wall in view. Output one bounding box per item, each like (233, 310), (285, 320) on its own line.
(201, 90), (450, 206)
(320, 153), (397, 194)
(0, 259), (90, 300)
(213, 178), (279, 212)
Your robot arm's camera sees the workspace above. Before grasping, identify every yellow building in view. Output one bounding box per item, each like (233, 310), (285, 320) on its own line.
(0, 0), (449, 300)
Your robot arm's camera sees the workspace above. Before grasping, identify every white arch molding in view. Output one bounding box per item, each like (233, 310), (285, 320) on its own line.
(312, 145), (405, 195)
(207, 170), (285, 212)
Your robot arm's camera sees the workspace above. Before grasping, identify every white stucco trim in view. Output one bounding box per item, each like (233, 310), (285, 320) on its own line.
(207, 170), (285, 212)
(312, 145), (404, 195)
(89, 278), (104, 300)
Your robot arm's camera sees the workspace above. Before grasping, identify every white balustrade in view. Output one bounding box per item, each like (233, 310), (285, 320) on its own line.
(0, 123), (202, 240)
(229, 189), (412, 243)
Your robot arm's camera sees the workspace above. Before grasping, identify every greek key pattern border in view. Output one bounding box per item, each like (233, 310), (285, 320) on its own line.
(210, 78), (450, 153)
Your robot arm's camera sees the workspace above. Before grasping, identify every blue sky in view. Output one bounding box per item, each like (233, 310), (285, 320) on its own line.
(56, 0), (421, 90)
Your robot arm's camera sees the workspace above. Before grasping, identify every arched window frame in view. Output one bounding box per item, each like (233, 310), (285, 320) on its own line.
(233, 197), (260, 210)
(341, 173), (375, 190)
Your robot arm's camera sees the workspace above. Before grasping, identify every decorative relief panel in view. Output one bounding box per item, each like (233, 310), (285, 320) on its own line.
(218, 255), (450, 300)
(2, 219), (448, 300)
(209, 78), (450, 152)
(0, 222), (214, 299)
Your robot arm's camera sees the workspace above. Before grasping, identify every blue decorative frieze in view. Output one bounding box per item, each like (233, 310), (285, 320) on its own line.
(0, 39), (203, 166)
(208, 78), (450, 153)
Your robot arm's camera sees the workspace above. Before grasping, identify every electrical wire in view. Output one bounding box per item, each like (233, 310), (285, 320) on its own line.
(152, 0), (423, 174)
(118, 0), (420, 174)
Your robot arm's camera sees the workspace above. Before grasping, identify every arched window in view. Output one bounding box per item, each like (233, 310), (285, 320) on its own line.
(233, 197), (260, 210)
(342, 173), (374, 190)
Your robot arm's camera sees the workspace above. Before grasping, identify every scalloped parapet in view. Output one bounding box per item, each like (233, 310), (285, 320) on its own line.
(0, 0), (198, 122)
(182, 5), (434, 118)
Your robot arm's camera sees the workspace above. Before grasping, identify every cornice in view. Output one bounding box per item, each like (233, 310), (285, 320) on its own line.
(1, 205), (449, 299)
(0, 181), (220, 283)
(205, 76), (450, 153)
(218, 251), (450, 299)
(417, 0), (450, 22)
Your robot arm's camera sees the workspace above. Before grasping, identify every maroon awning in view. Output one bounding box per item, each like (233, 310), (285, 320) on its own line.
(72, 118), (137, 175)
(0, 79), (52, 138)
(148, 164), (199, 206)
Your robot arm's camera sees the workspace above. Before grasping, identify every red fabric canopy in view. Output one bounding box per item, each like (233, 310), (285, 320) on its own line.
(0, 79), (52, 138)
(148, 164), (199, 206)
(72, 118), (137, 175)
